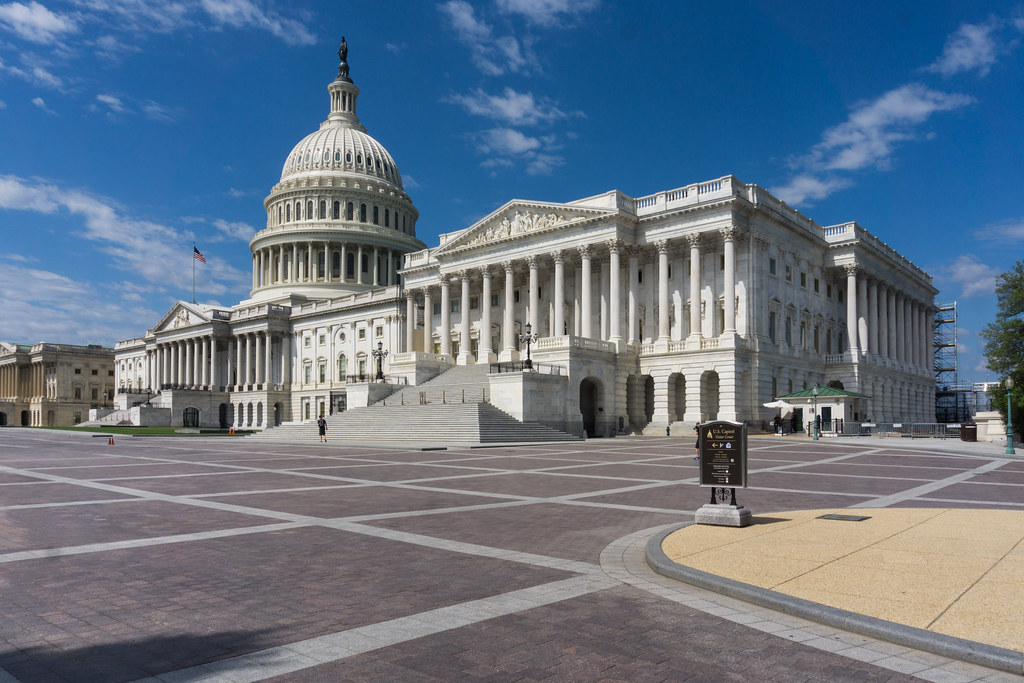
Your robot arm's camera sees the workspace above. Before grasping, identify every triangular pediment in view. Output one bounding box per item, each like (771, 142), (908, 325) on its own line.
(435, 200), (615, 255)
(151, 302), (214, 334)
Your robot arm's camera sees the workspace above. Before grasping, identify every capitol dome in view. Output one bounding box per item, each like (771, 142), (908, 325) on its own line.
(281, 125), (404, 191)
(248, 38), (423, 305)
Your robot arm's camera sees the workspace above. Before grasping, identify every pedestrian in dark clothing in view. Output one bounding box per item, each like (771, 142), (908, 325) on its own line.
(694, 422), (700, 460)
(317, 417), (327, 442)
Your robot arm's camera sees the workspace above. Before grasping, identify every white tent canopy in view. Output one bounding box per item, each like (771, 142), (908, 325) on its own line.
(763, 400), (795, 416)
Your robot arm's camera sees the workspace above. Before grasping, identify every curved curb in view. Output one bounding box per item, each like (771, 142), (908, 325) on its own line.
(645, 523), (1024, 676)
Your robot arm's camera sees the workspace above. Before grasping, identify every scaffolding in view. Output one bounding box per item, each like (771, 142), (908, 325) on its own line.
(934, 302), (973, 423)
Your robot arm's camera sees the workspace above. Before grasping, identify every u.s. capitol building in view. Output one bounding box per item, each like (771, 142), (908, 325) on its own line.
(111, 42), (936, 437)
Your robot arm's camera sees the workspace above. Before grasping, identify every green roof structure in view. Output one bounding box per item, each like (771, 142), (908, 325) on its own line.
(777, 385), (871, 400)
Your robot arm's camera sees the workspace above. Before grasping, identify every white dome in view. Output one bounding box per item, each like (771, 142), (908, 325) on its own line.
(281, 125), (404, 190)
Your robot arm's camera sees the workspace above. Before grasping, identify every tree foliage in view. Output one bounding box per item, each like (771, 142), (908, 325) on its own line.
(980, 259), (1024, 439)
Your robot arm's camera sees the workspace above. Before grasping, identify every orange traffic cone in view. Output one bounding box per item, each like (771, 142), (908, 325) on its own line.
(108, 436), (114, 445)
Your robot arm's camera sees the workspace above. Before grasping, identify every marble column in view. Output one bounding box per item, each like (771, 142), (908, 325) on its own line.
(440, 276), (451, 357)
(858, 274), (869, 354)
(552, 252), (565, 339)
(657, 240), (670, 342)
(406, 292), (416, 353)
(422, 288), (433, 354)
(579, 245), (593, 339)
(458, 271), (472, 364)
(722, 228), (736, 333)
(845, 265), (859, 354)
(608, 241), (622, 344)
(479, 267), (494, 363)
(628, 246), (640, 343)
(502, 261), (516, 360)
(687, 234), (701, 339)
(527, 256), (539, 335)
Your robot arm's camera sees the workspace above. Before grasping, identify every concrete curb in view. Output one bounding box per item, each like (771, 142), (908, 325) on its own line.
(645, 523), (1024, 676)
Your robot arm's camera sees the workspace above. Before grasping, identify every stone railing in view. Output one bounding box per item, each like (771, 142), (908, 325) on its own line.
(632, 176), (740, 217)
(535, 336), (616, 354)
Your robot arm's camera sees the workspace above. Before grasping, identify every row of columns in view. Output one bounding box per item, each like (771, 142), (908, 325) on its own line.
(144, 332), (291, 391)
(845, 266), (931, 371)
(404, 234), (737, 357)
(253, 242), (401, 290)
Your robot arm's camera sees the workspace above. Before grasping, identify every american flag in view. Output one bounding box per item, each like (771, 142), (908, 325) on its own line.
(193, 246), (206, 264)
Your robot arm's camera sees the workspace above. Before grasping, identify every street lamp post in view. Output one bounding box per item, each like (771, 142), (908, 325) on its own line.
(1007, 377), (1016, 455)
(812, 387), (819, 441)
(372, 341), (389, 382)
(518, 322), (538, 370)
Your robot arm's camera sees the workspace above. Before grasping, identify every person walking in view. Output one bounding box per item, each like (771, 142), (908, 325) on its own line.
(693, 422), (700, 460)
(317, 416), (327, 442)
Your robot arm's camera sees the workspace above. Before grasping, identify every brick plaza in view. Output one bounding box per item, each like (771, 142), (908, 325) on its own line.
(1, 430), (1021, 682)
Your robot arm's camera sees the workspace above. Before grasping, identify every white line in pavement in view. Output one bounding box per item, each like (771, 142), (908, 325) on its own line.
(137, 574), (619, 683)
(852, 459), (1012, 507)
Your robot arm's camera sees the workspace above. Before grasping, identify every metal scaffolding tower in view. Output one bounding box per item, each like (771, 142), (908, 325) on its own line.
(934, 302), (970, 422)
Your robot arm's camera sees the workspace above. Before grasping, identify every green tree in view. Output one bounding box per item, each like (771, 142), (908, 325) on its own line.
(980, 259), (1024, 440)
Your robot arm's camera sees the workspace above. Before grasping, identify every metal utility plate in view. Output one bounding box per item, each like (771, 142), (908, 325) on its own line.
(817, 513), (871, 522)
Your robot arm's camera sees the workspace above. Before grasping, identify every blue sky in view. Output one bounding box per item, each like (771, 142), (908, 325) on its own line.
(0, 0), (1022, 383)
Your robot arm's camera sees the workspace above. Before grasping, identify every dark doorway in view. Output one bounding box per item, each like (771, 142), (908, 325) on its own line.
(183, 407), (199, 428)
(21, 410), (30, 426)
(580, 378), (599, 437)
(219, 403), (231, 429)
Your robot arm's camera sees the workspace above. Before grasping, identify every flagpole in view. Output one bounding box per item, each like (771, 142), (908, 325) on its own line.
(192, 242), (196, 304)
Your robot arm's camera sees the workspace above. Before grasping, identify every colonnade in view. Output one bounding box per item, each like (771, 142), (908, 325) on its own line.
(404, 233), (739, 359)
(252, 241), (402, 290)
(143, 331), (291, 391)
(844, 265), (932, 372)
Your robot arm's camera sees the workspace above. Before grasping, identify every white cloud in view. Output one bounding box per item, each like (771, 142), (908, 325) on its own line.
(199, 0), (315, 46)
(472, 128), (564, 175)
(140, 99), (184, 122)
(0, 1), (77, 43)
(403, 174), (421, 189)
(0, 99), (6, 109)
(0, 263), (160, 345)
(772, 84), (973, 205)
(940, 254), (1000, 299)
(96, 93), (126, 113)
(496, 0), (599, 26)
(0, 175), (249, 296)
(212, 217), (254, 241)
(447, 87), (576, 125)
(475, 127), (542, 155)
(31, 95), (55, 114)
(974, 217), (1024, 243)
(439, 0), (533, 76)
(925, 18), (1003, 77)
(770, 174), (851, 206)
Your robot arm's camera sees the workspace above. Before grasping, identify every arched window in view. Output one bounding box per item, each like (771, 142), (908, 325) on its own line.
(304, 153), (310, 164)
(346, 252), (355, 279)
(306, 201), (313, 219)
(357, 153), (363, 165)
(319, 200), (326, 219)
(277, 206), (282, 224)
(346, 151), (352, 164)
(361, 253), (368, 274)
(335, 150), (341, 162)
(373, 206), (379, 225)
(332, 251), (341, 278)
(359, 203), (367, 222)
(286, 204), (291, 221)
(346, 202), (354, 220)
(295, 202), (302, 220)
(333, 201), (340, 219)
(337, 353), (347, 380)
(384, 208), (390, 227)
(323, 150), (329, 161)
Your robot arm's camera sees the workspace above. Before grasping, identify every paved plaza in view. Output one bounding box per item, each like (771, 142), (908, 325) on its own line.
(0, 429), (1022, 682)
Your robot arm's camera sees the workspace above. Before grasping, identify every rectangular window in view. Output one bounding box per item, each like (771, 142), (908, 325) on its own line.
(304, 365), (311, 383)
(638, 269), (643, 283)
(719, 254), (725, 270)
(470, 296), (479, 310)
(800, 272), (807, 287)
(451, 300), (460, 313)
(74, 387), (81, 399)
(318, 334), (326, 346)
(74, 368), (82, 375)
(785, 317), (792, 344)
(358, 329), (366, 340)
(768, 312), (776, 343)
(838, 290), (844, 303)
(827, 283), (833, 298)
(375, 326), (383, 337)
(668, 264), (673, 279)
(814, 278), (820, 293)
(433, 302), (441, 315)
(91, 388), (98, 400)
(91, 369), (98, 375)
(318, 363), (326, 382)
(785, 265), (792, 282)
(490, 294), (499, 307)
(304, 337), (311, 348)
(513, 289), (521, 303)
(814, 326), (820, 351)
(768, 258), (776, 276)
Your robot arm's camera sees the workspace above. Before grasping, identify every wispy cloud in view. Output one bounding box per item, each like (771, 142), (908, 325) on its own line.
(772, 84), (973, 205)
(31, 95), (56, 114)
(939, 254), (1000, 299)
(0, 1), (77, 43)
(924, 17), (1007, 77)
(0, 175), (249, 296)
(95, 93), (127, 114)
(495, 0), (599, 27)
(439, 0), (532, 76)
(447, 87), (578, 126)
(199, 0), (315, 46)
(974, 217), (1024, 243)
(473, 128), (564, 175)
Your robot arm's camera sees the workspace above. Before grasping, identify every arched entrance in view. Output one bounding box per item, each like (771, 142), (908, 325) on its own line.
(579, 378), (600, 438)
(21, 410), (30, 426)
(0, 411), (7, 426)
(183, 407), (199, 428)
(700, 370), (720, 421)
(644, 376), (655, 424)
(669, 373), (686, 422)
(274, 402), (284, 426)
(218, 403), (231, 429)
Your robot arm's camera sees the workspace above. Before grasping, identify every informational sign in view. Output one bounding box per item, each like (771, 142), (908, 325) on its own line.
(698, 420), (748, 488)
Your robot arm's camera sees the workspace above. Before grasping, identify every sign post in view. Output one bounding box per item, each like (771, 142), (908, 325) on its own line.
(695, 420), (752, 527)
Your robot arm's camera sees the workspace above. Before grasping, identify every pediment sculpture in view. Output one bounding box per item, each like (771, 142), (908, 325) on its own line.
(465, 210), (567, 247)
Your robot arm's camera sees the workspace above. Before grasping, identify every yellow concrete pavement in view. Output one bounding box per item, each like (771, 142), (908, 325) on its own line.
(660, 508), (1024, 653)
